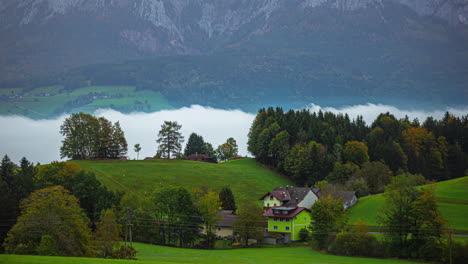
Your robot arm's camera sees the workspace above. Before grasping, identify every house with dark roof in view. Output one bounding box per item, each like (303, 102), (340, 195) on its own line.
(259, 186), (319, 210)
(262, 206), (311, 243)
(259, 186), (357, 243)
(313, 189), (358, 209)
(215, 210), (237, 238)
(202, 210), (238, 239)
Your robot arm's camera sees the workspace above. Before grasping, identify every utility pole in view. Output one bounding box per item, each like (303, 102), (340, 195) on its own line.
(126, 208), (134, 247)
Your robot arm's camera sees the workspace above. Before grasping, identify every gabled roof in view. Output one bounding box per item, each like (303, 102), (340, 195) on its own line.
(259, 190), (291, 201)
(275, 187), (313, 207)
(262, 206), (308, 218)
(336, 191), (357, 205)
(216, 210), (238, 227)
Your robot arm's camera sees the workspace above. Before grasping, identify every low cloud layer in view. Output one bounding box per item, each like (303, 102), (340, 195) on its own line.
(308, 103), (468, 125)
(0, 105), (255, 164)
(1, 104), (467, 165)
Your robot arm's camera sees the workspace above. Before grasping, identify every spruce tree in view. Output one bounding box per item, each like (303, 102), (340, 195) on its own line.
(219, 187), (237, 212)
(156, 121), (184, 159)
(184, 133), (205, 156)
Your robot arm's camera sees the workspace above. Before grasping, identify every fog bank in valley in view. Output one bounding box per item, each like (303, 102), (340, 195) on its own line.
(0, 104), (467, 165)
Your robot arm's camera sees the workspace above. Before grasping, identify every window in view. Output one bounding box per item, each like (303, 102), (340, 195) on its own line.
(285, 226), (290, 231)
(218, 228), (221, 231)
(280, 218), (284, 222)
(273, 226), (278, 230)
(304, 217), (307, 221)
(267, 203), (270, 207)
(274, 217), (277, 222)
(286, 218), (290, 222)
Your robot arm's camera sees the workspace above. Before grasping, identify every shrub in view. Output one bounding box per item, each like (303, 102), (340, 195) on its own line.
(111, 245), (137, 260)
(331, 221), (382, 257)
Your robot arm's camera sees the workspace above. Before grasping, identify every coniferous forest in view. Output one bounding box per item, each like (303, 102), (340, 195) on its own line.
(248, 108), (468, 193)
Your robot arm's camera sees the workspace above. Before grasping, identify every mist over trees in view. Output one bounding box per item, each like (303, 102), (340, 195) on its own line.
(248, 107), (468, 190)
(60, 113), (127, 160)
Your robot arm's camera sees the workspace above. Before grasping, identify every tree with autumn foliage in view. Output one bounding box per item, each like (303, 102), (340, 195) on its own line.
(343, 141), (369, 166)
(198, 191), (222, 249)
(3, 186), (94, 256)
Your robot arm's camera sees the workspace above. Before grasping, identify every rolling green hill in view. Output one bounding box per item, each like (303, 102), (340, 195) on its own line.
(0, 242), (420, 264)
(347, 176), (468, 233)
(71, 158), (292, 204)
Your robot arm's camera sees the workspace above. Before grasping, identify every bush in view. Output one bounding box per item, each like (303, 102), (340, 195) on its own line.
(330, 221), (382, 257)
(111, 245), (137, 260)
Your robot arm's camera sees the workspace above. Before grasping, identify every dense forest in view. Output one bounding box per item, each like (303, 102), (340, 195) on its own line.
(248, 108), (468, 194)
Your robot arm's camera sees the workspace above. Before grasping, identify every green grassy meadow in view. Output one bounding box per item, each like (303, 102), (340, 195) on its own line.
(72, 158), (292, 203)
(0, 243), (421, 264)
(347, 176), (468, 232)
(0, 86), (171, 118)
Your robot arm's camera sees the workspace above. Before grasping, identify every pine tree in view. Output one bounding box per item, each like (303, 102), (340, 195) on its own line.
(219, 187), (237, 211)
(156, 121), (184, 159)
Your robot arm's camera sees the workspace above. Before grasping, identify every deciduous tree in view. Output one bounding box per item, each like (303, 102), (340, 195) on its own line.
(152, 186), (202, 247)
(3, 186), (94, 256)
(94, 209), (121, 258)
(233, 201), (265, 247)
(134, 143), (141, 160)
(343, 141), (369, 166)
(198, 191), (222, 249)
(310, 195), (346, 250)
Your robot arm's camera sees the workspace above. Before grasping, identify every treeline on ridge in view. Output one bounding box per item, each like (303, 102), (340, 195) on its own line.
(60, 113), (128, 160)
(248, 107), (468, 194)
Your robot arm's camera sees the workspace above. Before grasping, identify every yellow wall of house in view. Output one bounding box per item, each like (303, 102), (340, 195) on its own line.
(263, 195), (281, 207)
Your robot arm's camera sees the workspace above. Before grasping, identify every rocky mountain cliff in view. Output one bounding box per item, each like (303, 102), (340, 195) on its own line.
(1, 0), (467, 110)
(2, 0), (467, 55)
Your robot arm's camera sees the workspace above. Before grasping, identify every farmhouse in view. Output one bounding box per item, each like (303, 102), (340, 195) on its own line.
(260, 186), (357, 243)
(214, 210), (237, 238)
(202, 210), (238, 239)
(262, 206), (311, 243)
(259, 186), (320, 210)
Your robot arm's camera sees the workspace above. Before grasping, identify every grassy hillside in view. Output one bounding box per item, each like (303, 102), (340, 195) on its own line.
(0, 243), (420, 264)
(0, 86), (171, 118)
(72, 158), (292, 203)
(347, 176), (468, 232)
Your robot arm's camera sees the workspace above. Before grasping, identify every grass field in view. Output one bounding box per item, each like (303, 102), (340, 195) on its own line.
(347, 176), (468, 232)
(0, 86), (171, 118)
(72, 158), (292, 203)
(0, 242), (421, 264)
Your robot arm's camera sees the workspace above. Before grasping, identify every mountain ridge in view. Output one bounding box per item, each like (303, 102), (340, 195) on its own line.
(0, 0), (467, 112)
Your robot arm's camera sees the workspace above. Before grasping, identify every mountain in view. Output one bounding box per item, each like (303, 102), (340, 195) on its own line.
(1, 0), (468, 112)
